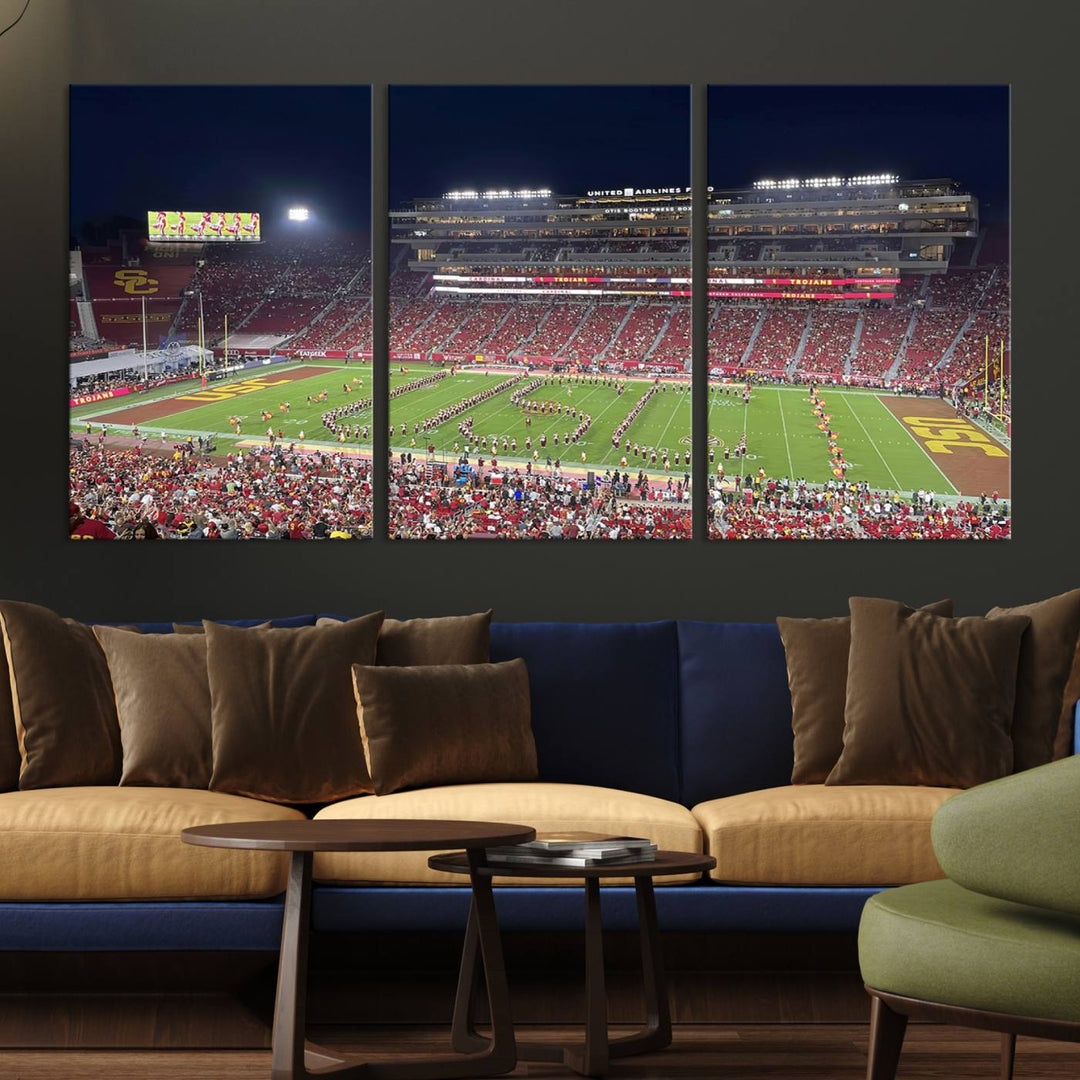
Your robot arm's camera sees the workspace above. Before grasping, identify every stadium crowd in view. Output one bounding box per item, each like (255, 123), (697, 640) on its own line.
(709, 475), (1009, 540)
(69, 440), (372, 539)
(387, 459), (691, 540)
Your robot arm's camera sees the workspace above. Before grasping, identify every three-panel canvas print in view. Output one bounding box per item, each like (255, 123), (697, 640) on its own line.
(68, 85), (1010, 541)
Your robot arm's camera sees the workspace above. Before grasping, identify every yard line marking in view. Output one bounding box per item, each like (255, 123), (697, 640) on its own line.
(833, 392), (904, 492)
(776, 388), (795, 479)
(851, 393), (959, 496)
(741, 391), (751, 479)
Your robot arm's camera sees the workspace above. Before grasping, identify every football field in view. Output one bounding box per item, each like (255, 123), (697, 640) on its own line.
(709, 384), (1010, 498)
(71, 362), (376, 453)
(389, 367), (692, 472)
(69, 365), (1009, 498)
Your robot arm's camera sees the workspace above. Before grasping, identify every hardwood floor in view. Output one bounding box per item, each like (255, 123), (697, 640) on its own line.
(3, 1024), (1080, 1079)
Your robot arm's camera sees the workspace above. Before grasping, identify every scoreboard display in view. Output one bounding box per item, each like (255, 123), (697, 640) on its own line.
(147, 210), (261, 242)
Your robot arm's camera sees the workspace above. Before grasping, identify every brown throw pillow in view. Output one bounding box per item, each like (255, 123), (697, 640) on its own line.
(0, 600), (121, 788)
(93, 626), (212, 788)
(778, 599), (954, 784)
(827, 598), (1030, 788)
(317, 611), (492, 666)
(987, 590), (1080, 772)
(351, 659), (536, 796)
(1058, 640), (1080, 760)
(173, 621), (271, 634)
(0, 646), (19, 792)
(207, 613), (384, 803)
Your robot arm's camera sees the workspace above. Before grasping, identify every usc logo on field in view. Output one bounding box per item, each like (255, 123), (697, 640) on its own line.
(113, 269), (159, 295)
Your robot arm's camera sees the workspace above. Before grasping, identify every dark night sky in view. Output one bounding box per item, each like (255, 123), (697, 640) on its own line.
(709, 85), (1009, 221)
(70, 84), (1009, 238)
(389, 86), (691, 206)
(69, 85), (371, 241)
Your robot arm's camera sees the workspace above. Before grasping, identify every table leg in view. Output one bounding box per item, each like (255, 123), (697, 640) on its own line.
(609, 875), (671, 1058)
(272, 849), (515, 1080)
(563, 877), (609, 1077)
(518, 875), (672, 1076)
(449, 898), (487, 1054)
(272, 850), (317, 1080)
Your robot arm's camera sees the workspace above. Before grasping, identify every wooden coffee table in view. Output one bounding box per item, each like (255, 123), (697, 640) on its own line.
(183, 819), (535, 1080)
(429, 849), (716, 1078)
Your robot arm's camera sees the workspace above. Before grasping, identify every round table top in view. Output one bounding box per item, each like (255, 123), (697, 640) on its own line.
(181, 819), (536, 853)
(428, 849), (715, 879)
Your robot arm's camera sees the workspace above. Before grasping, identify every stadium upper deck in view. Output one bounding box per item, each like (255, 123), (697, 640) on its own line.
(390, 176), (977, 300)
(390, 186), (691, 275)
(709, 175), (977, 276)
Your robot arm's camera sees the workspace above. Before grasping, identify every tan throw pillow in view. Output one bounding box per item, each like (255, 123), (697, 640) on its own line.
(1057, 640), (1080, 760)
(987, 590), (1080, 772)
(827, 598), (1029, 788)
(93, 626), (212, 788)
(352, 659), (536, 796)
(0, 600), (121, 788)
(317, 611), (492, 666)
(207, 613), (384, 803)
(173, 621), (271, 634)
(778, 599), (954, 784)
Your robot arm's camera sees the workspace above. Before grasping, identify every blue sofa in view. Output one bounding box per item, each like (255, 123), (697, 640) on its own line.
(3, 616), (1074, 954)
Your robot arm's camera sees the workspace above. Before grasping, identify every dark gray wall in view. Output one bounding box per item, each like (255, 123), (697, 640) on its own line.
(0, 0), (1074, 622)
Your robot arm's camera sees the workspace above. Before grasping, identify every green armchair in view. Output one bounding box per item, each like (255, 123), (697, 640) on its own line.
(859, 755), (1080, 1080)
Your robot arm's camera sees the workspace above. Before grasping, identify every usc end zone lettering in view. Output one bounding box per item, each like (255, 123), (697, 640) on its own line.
(901, 416), (1007, 458)
(178, 376), (293, 403)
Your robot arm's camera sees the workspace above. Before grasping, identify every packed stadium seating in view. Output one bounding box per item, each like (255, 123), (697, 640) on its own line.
(525, 301), (592, 357)
(287, 298), (370, 352)
(334, 304), (374, 353)
(444, 301), (511, 353)
(564, 304), (629, 364)
(901, 310), (970, 380)
(605, 303), (673, 364)
(75, 226), (1008, 391)
(794, 310), (858, 379)
(648, 302), (691, 367)
(239, 297), (325, 336)
(744, 310), (808, 372)
(849, 308), (910, 378)
(708, 306), (761, 367)
(482, 302), (549, 355)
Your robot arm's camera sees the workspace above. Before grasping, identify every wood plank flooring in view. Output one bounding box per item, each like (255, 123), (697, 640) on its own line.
(3, 1024), (1080, 1079)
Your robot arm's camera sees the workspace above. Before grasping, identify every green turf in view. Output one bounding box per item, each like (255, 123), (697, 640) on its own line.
(71, 362), (378, 453)
(69, 363), (957, 495)
(708, 384), (958, 494)
(389, 368), (692, 471)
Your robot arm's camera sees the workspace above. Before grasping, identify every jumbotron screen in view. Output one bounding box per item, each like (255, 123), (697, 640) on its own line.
(147, 210), (261, 242)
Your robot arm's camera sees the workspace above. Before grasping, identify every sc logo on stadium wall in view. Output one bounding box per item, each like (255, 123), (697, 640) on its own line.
(113, 269), (159, 295)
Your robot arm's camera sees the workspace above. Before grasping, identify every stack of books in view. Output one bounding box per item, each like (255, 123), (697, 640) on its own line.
(484, 832), (657, 868)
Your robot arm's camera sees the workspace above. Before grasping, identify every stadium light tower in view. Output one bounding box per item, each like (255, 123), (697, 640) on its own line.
(287, 206), (310, 221)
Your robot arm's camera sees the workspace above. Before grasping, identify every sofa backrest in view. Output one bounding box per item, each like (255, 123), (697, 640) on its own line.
(676, 620), (794, 807)
(109, 614), (800, 808)
(121, 615), (317, 634)
(490, 620), (680, 802)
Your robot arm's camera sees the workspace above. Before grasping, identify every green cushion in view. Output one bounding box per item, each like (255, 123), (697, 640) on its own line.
(932, 756), (1080, 916)
(859, 879), (1080, 1022)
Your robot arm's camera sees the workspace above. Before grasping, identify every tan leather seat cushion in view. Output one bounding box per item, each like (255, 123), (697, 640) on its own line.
(0, 787), (306, 900)
(693, 785), (959, 886)
(313, 782), (703, 886)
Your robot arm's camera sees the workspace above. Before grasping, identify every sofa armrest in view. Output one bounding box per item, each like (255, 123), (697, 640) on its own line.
(931, 756), (1080, 917)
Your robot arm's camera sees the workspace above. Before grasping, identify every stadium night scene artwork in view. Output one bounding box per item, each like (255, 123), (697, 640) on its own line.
(68, 85), (373, 541)
(705, 85), (1010, 541)
(387, 85), (692, 540)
